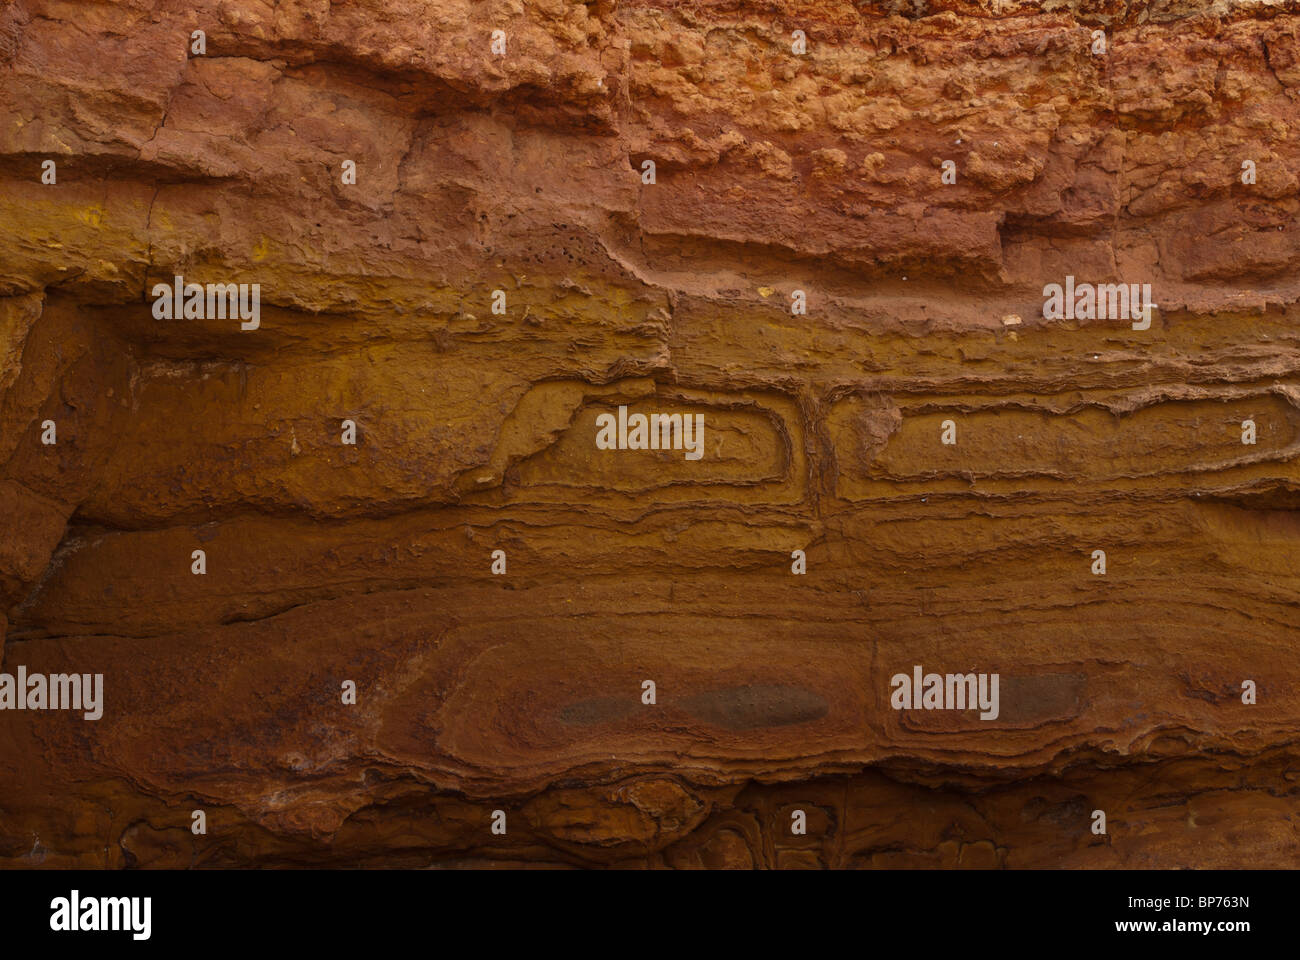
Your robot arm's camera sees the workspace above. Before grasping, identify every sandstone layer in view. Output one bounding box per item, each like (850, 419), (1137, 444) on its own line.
(2, 0), (1300, 868)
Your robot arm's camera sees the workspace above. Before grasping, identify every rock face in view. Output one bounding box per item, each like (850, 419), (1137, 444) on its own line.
(2, 0), (1300, 868)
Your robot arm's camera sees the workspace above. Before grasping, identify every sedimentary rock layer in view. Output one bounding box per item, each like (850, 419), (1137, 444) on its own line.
(1, 0), (1299, 867)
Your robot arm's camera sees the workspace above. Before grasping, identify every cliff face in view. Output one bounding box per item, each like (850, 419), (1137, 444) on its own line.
(2, 0), (1300, 868)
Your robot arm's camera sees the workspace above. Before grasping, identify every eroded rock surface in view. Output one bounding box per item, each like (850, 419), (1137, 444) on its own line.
(2, 0), (1299, 867)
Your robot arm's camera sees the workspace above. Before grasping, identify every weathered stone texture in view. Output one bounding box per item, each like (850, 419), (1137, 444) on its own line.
(2, 0), (1299, 867)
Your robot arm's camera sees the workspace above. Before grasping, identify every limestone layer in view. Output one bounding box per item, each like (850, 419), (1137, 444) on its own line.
(2, 0), (1300, 867)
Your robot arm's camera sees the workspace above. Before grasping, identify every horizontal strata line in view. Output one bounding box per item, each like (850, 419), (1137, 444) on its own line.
(32, 285), (1300, 328)
(61, 484), (1300, 531)
(13, 587), (1300, 639)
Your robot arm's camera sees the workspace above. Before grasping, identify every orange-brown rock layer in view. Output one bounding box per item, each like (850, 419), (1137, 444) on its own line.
(2, 0), (1299, 867)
